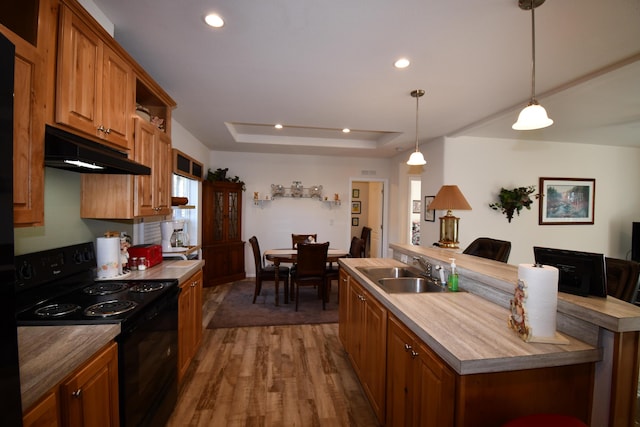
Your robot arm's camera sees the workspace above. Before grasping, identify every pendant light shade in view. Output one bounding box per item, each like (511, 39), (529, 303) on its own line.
(407, 89), (427, 166)
(407, 151), (426, 165)
(512, 0), (553, 131)
(512, 102), (553, 130)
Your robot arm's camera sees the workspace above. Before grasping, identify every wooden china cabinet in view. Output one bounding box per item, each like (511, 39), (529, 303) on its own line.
(202, 181), (245, 287)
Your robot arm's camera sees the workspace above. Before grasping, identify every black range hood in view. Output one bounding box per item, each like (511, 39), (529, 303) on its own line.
(44, 125), (151, 175)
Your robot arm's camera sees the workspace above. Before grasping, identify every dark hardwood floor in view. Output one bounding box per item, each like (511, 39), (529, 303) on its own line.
(167, 283), (379, 426)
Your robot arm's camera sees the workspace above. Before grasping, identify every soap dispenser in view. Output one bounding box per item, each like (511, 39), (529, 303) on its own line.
(448, 258), (459, 291)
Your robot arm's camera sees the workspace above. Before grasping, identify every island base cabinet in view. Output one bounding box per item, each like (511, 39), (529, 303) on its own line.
(455, 363), (593, 427)
(386, 314), (455, 427)
(343, 274), (387, 424)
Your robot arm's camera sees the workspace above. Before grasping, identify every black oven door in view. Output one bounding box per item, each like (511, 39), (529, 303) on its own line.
(117, 287), (179, 427)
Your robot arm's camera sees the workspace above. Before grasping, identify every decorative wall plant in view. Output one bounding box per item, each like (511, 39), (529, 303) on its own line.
(207, 168), (246, 190)
(489, 186), (538, 223)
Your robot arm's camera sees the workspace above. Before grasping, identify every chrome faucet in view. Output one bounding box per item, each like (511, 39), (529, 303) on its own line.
(412, 256), (432, 277)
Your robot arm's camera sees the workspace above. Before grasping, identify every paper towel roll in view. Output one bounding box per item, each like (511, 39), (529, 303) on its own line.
(517, 263), (559, 339)
(96, 237), (120, 279)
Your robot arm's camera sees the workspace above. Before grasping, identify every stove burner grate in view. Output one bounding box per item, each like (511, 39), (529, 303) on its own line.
(84, 282), (128, 295)
(129, 282), (165, 293)
(84, 300), (138, 317)
(35, 303), (81, 318)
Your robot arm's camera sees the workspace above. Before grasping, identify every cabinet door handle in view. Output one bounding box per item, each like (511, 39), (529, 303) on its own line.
(72, 389), (82, 398)
(104, 128), (112, 135)
(97, 125), (106, 133)
(410, 350), (419, 359)
(404, 343), (412, 352)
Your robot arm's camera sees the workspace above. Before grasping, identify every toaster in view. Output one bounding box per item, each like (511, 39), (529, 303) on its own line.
(128, 244), (163, 268)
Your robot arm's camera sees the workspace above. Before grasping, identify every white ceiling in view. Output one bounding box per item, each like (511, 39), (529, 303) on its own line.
(91, 0), (640, 159)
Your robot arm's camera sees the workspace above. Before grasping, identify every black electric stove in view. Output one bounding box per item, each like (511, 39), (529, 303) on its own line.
(15, 242), (180, 427)
(15, 242), (178, 326)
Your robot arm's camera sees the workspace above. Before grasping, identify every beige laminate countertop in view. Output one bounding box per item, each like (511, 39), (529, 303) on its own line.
(390, 243), (640, 333)
(18, 259), (204, 411)
(339, 257), (601, 375)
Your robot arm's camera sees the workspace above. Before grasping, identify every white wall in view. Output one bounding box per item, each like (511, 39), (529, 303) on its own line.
(207, 151), (390, 276)
(417, 136), (640, 265)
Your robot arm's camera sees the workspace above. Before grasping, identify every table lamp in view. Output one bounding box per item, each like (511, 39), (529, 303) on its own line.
(427, 185), (472, 249)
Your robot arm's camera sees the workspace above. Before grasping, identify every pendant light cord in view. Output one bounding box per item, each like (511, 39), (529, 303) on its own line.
(415, 92), (420, 152)
(530, 0), (537, 103)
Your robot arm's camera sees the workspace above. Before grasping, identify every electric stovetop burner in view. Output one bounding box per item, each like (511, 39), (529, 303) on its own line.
(84, 300), (138, 317)
(129, 282), (165, 293)
(84, 282), (128, 295)
(35, 303), (81, 318)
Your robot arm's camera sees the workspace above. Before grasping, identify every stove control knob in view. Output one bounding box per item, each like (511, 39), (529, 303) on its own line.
(73, 250), (83, 264)
(18, 262), (33, 280)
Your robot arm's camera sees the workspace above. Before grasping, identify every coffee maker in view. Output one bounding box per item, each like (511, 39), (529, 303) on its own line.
(160, 220), (189, 251)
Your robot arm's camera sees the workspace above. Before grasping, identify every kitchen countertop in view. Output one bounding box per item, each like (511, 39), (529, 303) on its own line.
(389, 243), (640, 333)
(18, 259), (205, 411)
(339, 257), (601, 375)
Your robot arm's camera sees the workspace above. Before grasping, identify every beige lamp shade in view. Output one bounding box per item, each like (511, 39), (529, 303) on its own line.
(428, 185), (471, 249)
(428, 185), (472, 211)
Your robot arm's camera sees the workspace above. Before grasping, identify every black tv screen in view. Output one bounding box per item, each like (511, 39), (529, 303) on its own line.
(533, 246), (607, 298)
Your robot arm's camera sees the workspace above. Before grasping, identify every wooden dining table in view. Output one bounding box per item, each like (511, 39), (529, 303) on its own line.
(264, 248), (349, 306)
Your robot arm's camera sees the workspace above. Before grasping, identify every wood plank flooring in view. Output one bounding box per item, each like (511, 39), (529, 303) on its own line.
(167, 283), (379, 427)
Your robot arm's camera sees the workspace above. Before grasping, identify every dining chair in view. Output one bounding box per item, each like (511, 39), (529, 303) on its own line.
(291, 233), (317, 248)
(249, 236), (290, 304)
(325, 237), (364, 301)
(360, 227), (372, 257)
(605, 257), (640, 303)
(462, 237), (511, 263)
(290, 242), (329, 311)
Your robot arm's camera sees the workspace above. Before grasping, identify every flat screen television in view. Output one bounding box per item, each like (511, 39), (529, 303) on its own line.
(533, 246), (607, 297)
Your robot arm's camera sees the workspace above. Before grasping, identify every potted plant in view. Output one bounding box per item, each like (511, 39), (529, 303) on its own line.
(206, 168), (246, 191)
(489, 186), (538, 223)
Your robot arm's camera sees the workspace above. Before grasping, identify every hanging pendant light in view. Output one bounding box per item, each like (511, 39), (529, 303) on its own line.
(512, 0), (553, 131)
(407, 89), (427, 165)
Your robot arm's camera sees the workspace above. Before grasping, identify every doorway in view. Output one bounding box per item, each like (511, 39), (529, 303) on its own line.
(350, 179), (388, 258)
(409, 177), (421, 245)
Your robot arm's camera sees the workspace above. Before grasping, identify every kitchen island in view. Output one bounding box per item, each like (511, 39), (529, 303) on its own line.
(339, 244), (640, 426)
(17, 259), (204, 413)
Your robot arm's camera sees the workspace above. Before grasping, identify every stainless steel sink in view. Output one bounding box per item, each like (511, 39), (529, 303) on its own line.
(356, 266), (457, 293)
(377, 277), (449, 293)
(356, 266), (424, 281)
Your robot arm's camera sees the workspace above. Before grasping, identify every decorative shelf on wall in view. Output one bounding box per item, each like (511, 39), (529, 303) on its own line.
(253, 181), (341, 208)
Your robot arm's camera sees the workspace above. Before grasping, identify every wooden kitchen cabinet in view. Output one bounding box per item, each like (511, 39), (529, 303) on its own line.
(133, 118), (171, 217)
(59, 341), (119, 427)
(1, 0), (58, 227)
(56, 3), (134, 152)
(386, 314), (455, 427)
(338, 269), (350, 347)
(341, 271), (387, 423)
(23, 390), (61, 427)
(24, 341), (120, 427)
(202, 181), (246, 286)
(79, 118), (172, 219)
(178, 268), (203, 383)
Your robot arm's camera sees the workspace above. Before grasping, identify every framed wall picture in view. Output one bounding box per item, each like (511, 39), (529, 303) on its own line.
(539, 177), (595, 225)
(424, 196), (435, 222)
(351, 201), (361, 214)
(352, 188), (360, 199)
(352, 217), (359, 227)
(412, 200), (421, 214)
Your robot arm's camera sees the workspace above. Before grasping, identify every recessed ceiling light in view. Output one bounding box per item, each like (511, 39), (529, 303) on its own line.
(274, 124), (283, 129)
(204, 14), (224, 28)
(394, 58), (410, 69)
(342, 128), (350, 133)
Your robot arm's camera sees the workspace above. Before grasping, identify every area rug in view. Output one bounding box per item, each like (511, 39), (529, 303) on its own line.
(207, 279), (339, 329)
